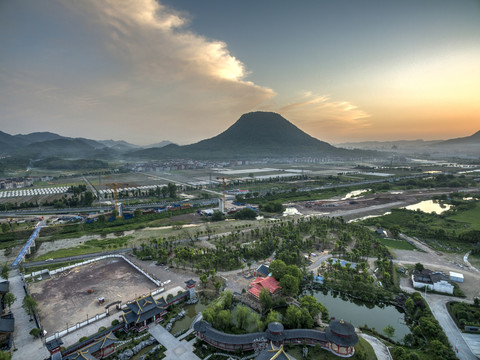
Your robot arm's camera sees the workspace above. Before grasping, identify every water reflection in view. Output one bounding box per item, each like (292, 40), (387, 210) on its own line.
(310, 289), (410, 342)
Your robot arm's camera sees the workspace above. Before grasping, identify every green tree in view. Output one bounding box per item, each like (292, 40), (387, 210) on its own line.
(22, 295), (38, 320)
(134, 208), (142, 217)
(264, 310), (282, 325)
(211, 211), (225, 221)
(167, 183), (177, 198)
(405, 298), (415, 314)
(279, 274), (299, 297)
(383, 324), (396, 338)
(299, 295), (328, 320)
(1, 263), (9, 280)
(414, 263), (424, 272)
(235, 305), (250, 331)
(259, 288), (273, 311)
(284, 305), (302, 328)
(0, 350), (11, 360)
(29, 328), (42, 338)
(234, 208), (257, 220)
(1, 223), (9, 234)
(269, 259), (287, 280)
(286, 264), (302, 280)
(4, 292), (16, 311)
(214, 281), (222, 293)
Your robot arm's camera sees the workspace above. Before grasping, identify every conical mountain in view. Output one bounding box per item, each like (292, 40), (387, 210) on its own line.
(185, 111), (335, 153)
(130, 111), (356, 159)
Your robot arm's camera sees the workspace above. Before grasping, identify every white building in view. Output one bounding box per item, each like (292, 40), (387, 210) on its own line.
(412, 269), (454, 295)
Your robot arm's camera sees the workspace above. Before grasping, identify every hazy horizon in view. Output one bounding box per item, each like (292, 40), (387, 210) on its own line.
(1, 0), (479, 146)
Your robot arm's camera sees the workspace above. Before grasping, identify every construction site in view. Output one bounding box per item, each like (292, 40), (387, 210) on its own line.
(28, 257), (157, 335)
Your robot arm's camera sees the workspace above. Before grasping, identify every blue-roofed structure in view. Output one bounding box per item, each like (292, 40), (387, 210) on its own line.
(12, 226), (42, 266)
(330, 258), (357, 270)
(313, 276), (324, 284)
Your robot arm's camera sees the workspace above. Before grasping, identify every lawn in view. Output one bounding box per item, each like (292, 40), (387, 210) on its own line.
(447, 202), (480, 230)
(377, 237), (418, 251)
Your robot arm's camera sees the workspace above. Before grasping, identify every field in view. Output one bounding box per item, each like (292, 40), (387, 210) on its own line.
(377, 237), (418, 251)
(29, 257), (156, 335)
(447, 202), (480, 230)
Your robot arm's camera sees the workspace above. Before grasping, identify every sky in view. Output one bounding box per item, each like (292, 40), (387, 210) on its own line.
(1, 0), (479, 146)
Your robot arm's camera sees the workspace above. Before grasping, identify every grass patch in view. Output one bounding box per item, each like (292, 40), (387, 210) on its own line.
(33, 237), (130, 261)
(377, 237), (418, 251)
(447, 202), (480, 230)
(24, 260), (85, 274)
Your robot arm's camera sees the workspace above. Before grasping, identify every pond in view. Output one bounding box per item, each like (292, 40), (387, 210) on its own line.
(308, 289), (410, 342)
(404, 200), (452, 214)
(170, 299), (208, 334)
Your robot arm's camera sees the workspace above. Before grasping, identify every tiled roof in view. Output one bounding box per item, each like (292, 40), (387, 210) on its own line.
(0, 314), (14, 333)
(248, 276), (281, 298)
(63, 332), (117, 360)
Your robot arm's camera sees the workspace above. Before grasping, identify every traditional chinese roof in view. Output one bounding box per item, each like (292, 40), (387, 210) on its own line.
(325, 319), (358, 347)
(255, 343), (297, 360)
(185, 279), (196, 287)
(194, 320), (328, 347)
(46, 338), (64, 351)
(63, 332), (117, 360)
(248, 276), (281, 298)
(256, 264), (270, 277)
(0, 314), (14, 333)
(0, 281), (9, 294)
(122, 294), (167, 325)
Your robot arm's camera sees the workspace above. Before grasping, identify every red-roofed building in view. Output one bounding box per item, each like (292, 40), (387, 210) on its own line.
(247, 276), (282, 300)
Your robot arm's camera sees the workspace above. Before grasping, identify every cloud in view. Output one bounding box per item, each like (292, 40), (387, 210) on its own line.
(0, 0), (275, 144)
(267, 92), (371, 140)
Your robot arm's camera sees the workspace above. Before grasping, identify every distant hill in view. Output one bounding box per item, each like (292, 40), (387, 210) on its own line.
(145, 140), (174, 148)
(0, 131), (143, 160)
(434, 130), (480, 146)
(130, 111), (366, 160)
(15, 131), (64, 144)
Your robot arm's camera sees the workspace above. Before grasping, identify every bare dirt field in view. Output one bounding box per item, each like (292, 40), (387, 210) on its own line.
(29, 257), (156, 335)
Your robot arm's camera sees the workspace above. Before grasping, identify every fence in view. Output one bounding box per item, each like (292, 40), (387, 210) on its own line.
(32, 254), (163, 343)
(25, 254), (161, 287)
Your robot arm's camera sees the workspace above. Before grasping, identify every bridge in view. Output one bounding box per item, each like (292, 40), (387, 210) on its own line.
(12, 223), (43, 267)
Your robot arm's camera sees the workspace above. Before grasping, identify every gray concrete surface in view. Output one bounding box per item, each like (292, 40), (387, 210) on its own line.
(9, 270), (49, 360)
(425, 293), (478, 360)
(149, 323), (200, 360)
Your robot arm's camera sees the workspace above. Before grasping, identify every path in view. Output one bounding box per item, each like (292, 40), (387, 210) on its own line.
(424, 293), (479, 360)
(149, 323), (200, 360)
(9, 270), (49, 360)
(464, 251), (479, 273)
(359, 333), (391, 360)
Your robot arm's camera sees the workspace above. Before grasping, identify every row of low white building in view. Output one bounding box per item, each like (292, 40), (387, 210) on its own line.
(0, 186), (69, 198)
(412, 269), (464, 294)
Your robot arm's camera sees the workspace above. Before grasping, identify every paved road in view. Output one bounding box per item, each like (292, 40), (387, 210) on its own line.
(424, 293), (479, 360)
(9, 270), (50, 360)
(360, 333), (391, 360)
